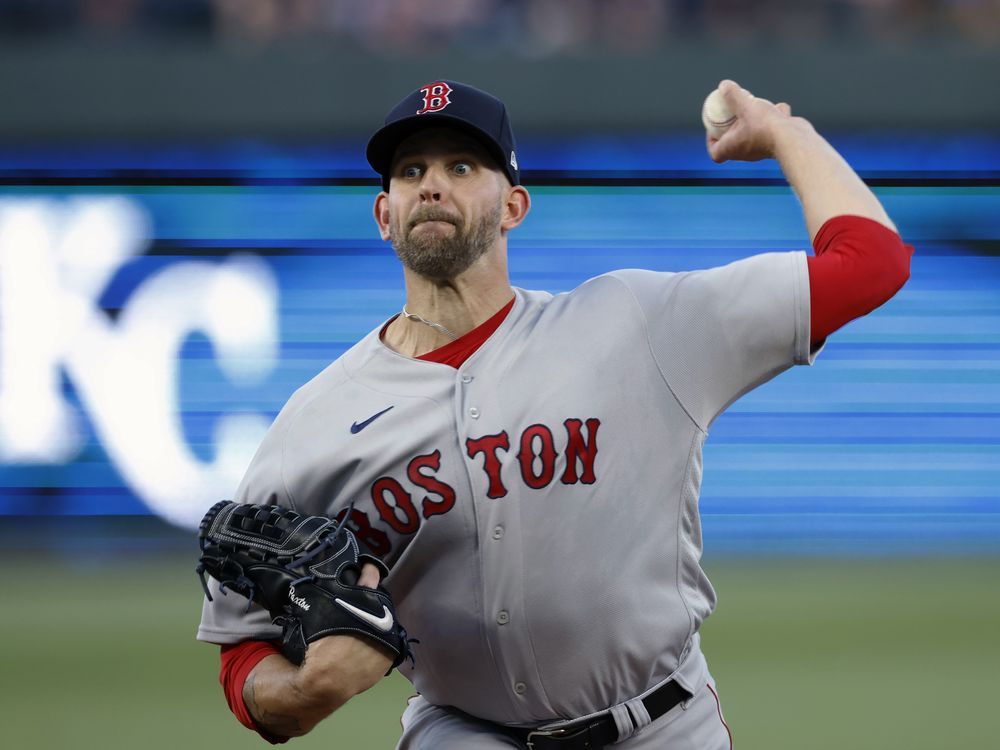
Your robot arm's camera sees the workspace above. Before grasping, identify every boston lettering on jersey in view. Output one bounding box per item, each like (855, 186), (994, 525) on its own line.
(335, 417), (600, 557)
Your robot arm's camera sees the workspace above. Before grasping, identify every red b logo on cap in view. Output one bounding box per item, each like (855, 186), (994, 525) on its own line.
(416, 82), (452, 115)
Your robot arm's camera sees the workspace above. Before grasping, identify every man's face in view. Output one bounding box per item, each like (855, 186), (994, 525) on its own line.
(381, 127), (507, 281)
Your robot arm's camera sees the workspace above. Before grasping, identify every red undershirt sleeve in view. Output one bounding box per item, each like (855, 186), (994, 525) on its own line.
(806, 215), (913, 345)
(219, 640), (288, 744)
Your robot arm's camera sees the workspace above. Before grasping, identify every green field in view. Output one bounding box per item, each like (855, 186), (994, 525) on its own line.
(3, 555), (997, 749)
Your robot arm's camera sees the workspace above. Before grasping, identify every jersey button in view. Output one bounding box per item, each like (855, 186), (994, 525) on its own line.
(461, 374), (473, 383)
(469, 407), (480, 419)
(514, 682), (527, 695)
(497, 610), (509, 625)
(492, 525), (504, 540)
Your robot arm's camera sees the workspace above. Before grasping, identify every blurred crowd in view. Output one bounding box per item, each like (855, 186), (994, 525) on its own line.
(0, 0), (997, 50)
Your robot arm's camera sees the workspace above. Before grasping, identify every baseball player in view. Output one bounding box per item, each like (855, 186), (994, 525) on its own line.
(197, 80), (912, 748)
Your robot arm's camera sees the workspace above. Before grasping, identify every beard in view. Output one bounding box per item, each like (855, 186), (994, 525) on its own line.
(390, 202), (502, 280)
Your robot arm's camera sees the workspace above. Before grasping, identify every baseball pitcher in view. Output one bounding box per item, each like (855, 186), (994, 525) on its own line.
(196, 79), (912, 748)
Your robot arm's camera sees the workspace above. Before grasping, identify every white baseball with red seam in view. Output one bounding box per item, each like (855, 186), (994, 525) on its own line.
(702, 87), (736, 139)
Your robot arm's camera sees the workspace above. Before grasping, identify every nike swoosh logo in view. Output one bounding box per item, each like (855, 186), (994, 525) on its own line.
(334, 598), (394, 632)
(350, 406), (394, 434)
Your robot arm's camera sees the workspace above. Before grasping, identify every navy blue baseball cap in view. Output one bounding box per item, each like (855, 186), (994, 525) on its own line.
(366, 80), (520, 192)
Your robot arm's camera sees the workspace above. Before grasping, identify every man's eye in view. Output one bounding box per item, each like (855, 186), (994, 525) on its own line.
(402, 166), (421, 178)
(453, 162), (472, 176)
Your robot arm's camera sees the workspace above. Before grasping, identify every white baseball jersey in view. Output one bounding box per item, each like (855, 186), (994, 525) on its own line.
(198, 251), (816, 726)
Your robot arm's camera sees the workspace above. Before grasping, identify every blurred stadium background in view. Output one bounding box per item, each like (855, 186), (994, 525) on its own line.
(1, 2), (998, 749)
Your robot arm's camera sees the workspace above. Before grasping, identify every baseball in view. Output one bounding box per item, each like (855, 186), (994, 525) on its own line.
(702, 88), (736, 139)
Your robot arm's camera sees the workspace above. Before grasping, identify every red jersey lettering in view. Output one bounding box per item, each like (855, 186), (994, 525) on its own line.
(408, 450), (457, 519)
(517, 423), (558, 489)
(561, 417), (600, 485)
(466, 431), (510, 499)
(371, 476), (420, 534)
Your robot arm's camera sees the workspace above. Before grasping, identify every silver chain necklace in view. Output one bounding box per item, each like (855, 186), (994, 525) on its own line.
(400, 305), (459, 340)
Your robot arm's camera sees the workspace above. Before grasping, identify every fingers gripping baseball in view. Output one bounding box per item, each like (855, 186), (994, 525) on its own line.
(706, 80), (795, 164)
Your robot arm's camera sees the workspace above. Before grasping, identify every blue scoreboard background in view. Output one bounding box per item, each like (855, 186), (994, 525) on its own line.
(1, 133), (997, 555)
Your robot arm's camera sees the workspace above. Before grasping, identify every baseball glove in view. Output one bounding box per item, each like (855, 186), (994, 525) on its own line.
(196, 500), (415, 671)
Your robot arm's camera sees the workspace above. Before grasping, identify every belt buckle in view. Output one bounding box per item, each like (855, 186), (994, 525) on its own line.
(525, 726), (570, 749)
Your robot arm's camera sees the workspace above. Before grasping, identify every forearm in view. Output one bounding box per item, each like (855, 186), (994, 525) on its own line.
(772, 117), (896, 241)
(242, 654), (336, 738)
(242, 635), (392, 739)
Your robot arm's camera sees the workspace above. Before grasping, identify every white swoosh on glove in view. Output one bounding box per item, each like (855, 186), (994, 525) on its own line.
(334, 598), (394, 632)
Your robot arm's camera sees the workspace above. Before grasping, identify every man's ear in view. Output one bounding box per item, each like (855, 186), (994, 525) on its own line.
(501, 185), (531, 233)
(373, 191), (391, 241)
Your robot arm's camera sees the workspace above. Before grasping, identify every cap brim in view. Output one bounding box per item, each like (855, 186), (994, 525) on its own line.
(366, 113), (511, 190)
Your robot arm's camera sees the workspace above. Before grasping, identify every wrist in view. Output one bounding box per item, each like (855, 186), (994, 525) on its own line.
(769, 115), (817, 160)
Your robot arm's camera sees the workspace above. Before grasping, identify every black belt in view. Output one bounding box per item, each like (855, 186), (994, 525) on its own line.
(507, 680), (691, 750)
